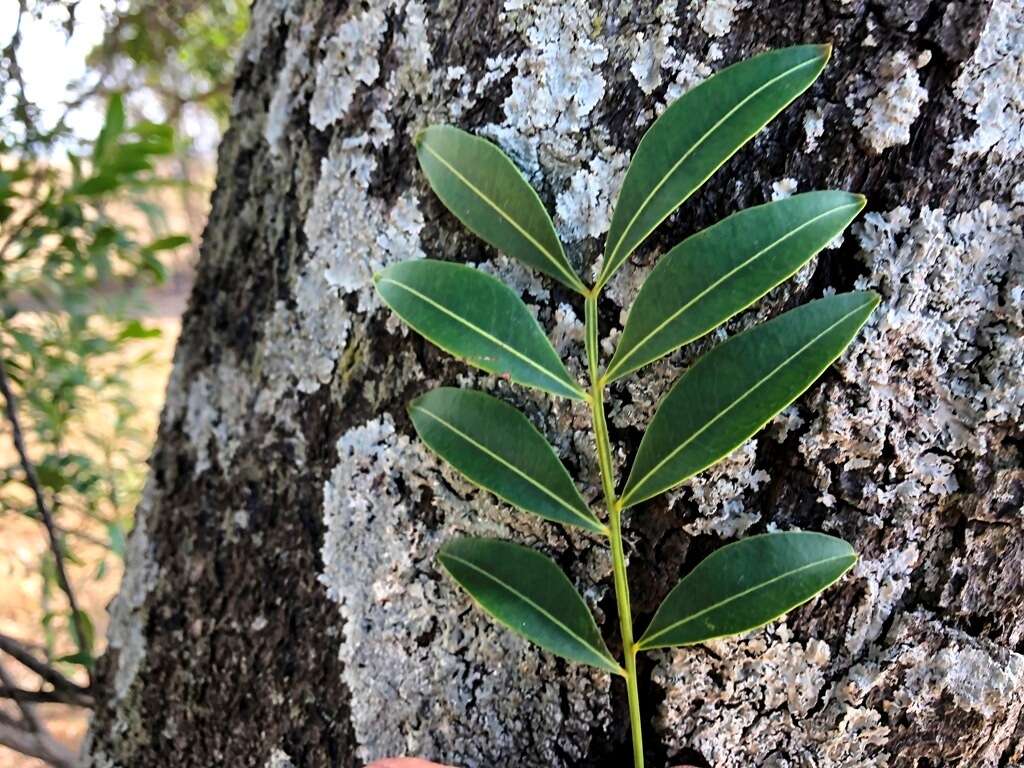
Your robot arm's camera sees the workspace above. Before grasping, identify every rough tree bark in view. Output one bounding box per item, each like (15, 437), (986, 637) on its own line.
(85, 1), (1023, 766)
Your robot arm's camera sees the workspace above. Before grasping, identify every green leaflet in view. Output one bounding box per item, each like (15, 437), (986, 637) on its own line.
(410, 388), (603, 533)
(637, 532), (856, 650)
(439, 538), (622, 674)
(416, 126), (586, 293)
(598, 44), (830, 288)
(620, 292), (879, 508)
(375, 260), (585, 400)
(606, 192), (865, 382)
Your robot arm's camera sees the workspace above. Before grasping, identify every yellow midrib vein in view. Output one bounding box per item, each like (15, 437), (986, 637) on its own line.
(622, 302), (867, 506)
(379, 276), (582, 398)
(639, 553), (853, 647)
(411, 404), (597, 528)
(601, 56), (822, 284)
(442, 552), (618, 671)
(607, 202), (861, 380)
(421, 142), (584, 292)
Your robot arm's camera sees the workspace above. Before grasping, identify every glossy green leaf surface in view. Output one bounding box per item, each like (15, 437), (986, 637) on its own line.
(606, 192), (865, 382)
(375, 260), (585, 400)
(439, 538), (622, 673)
(416, 125), (586, 293)
(637, 532), (856, 650)
(620, 291), (879, 508)
(410, 388), (603, 533)
(598, 44), (830, 287)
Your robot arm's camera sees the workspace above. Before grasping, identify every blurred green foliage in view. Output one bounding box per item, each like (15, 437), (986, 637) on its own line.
(1, 93), (181, 670)
(89, 0), (250, 130)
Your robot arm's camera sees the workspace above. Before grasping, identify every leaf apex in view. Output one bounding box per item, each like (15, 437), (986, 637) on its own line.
(863, 289), (883, 310)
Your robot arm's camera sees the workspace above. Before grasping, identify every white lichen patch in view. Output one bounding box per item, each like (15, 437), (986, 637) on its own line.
(654, 611), (1024, 766)
(603, 254), (654, 319)
(671, 439), (768, 538)
(768, 405), (804, 443)
(555, 148), (629, 242)
(771, 177), (798, 201)
(183, 370), (217, 475)
(362, 0), (433, 149)
(694, 0), (749, 38)
(844, 543), (920, 657)
(652, 625), (844, 765)
(803, 107), (825, 152)
(628, 0), (680, 96)
(260, 0), (434, 398)
(265, 21), (315, 156)
(265, 748), (295, 768)
(663, 52), (713, 105)
(503, 0), (607, 137)
(241, 0), (301, 64)
(319, 416), (612, 766)
(309, 5), (387, 131)
(800, 201), (1023, 523)
(550, 302), (585, 356)
(259, 144), (425, 397)
(106, 480), (159, 702)
(475, 254), (551, 303)
(183, 354), (254, 476)
(879, 613), (1024, 759)
(485, 0), (608, 179)
(852, 51), (930, 153)
(924, 645), (1024, 718)
(444, 66), (476, 119)
(952, 0), (1024, 165)
(444, 53), (517, 124)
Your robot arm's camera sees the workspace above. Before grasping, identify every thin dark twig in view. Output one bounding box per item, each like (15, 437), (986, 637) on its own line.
(0, 634), (91, 697)
(0, 661), (40, 733)
(0, 685), (93, 708)
(0, 353), (93, 686)
(0, 193), (49, 265)
(0, 720), (76, 768)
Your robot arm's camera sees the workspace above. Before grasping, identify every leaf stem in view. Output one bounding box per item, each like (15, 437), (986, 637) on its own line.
(584, 294), (644, 768)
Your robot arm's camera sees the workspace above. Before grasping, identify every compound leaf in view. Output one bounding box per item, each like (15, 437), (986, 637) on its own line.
(637, 531), (856, 650)
(439, 538), (622, 674)
(606, 192), (865, 382)
(620, 291), (879, 508)
(599, 44), (830, 287)
(416, 125), (586, 293)
(375, 260), (585, 400)
(410, 388), (603, 533)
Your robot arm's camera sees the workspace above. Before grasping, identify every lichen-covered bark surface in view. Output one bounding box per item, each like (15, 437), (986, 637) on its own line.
(86, 1), (1024, 766)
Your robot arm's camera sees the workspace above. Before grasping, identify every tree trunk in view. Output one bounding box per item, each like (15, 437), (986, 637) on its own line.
(86, 0), (1024, 766)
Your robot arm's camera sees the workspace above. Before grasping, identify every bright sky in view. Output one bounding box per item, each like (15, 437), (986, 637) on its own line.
(1, 0), (117, 139)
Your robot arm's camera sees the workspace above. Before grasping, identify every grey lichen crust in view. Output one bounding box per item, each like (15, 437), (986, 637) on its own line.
(654, 612), (1024, 767)
(319, 416), (612, 765)
(89, 0), (1024, 766)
